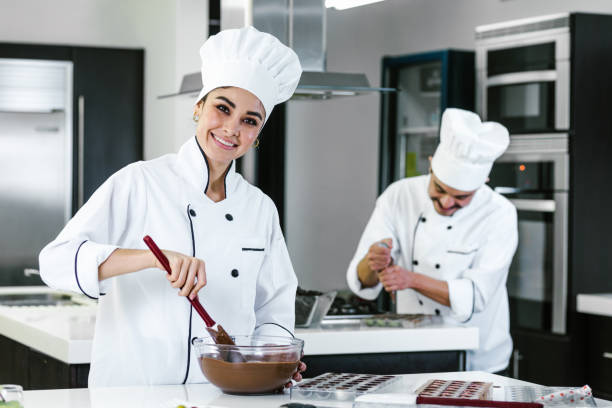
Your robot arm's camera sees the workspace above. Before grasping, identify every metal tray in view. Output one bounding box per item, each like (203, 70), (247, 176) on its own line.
(295, 291), (337, 328)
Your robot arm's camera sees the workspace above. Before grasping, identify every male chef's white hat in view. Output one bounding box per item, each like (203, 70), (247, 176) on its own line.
(431, 108), (509, 191)
(195, 26), (302, 123)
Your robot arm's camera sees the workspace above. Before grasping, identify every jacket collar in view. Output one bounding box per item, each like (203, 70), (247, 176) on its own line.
(177, 136), (239, 198)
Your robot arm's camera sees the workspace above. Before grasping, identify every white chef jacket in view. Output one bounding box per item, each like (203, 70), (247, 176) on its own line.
(39, 136), (298, 387)
(347, 175), (518, 373)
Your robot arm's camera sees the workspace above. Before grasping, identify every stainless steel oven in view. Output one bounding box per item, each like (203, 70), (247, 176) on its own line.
(476, 14), (570, 134)
(487, 134), (568, 335)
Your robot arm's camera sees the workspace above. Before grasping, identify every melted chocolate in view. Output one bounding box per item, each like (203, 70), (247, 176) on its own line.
(199, 357), (299, 394)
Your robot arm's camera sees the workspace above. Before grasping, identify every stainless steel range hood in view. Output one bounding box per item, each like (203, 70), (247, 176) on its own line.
(160, 0), (394, 100)
(158, 70), (392, 100)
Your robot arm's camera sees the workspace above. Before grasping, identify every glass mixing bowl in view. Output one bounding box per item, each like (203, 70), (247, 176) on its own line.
(192, 334), (304, 394)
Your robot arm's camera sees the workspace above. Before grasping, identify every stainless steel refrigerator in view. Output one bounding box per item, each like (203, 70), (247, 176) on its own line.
(0, 58), (73, 285)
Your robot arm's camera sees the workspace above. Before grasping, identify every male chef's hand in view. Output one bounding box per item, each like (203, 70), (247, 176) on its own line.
(366, 238), (393, 272)
(154, 250), (207, 300)
(378, 265), (414, 292)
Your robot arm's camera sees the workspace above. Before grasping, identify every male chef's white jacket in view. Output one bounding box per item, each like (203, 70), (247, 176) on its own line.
(347, 175), (518, 373)
(39, 136), (298, 387)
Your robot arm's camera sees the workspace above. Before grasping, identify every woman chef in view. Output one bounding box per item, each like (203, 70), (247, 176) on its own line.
(347, 108), (518, 374)
(39, 26), (305, 387)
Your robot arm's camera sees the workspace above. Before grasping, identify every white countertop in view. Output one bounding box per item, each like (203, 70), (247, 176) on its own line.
(577, 293), (612, 317)
(0, 286), (97, 364)
(0, 287), (478, 364)
(296, 318), (478, 355)
(21, 371), (530, 408)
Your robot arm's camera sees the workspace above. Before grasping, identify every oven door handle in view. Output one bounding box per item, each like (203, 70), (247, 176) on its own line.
(487, 70), (557, 87)
(551, 192), (569, 335)
(509, 198), (555, 212)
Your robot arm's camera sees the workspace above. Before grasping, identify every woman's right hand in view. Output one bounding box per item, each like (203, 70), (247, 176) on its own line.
(153, 250), (207, 300)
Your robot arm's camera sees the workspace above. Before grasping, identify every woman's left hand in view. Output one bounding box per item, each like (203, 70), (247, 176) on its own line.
(284, 360), (307, 388)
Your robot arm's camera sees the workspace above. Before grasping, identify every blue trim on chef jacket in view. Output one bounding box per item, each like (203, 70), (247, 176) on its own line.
(460, 279), (476, 324)
(187, 204), (196, 257)
(194, 135), (235, 199)
(194, 136), (211, 194)
(182, 204), (197, 384)
(182, 306), (193, 384)
(74, 240), (97, 300)
(410, 213), (427, 308)
(224, 160), (234, 196)
(447, 249), (479, 255)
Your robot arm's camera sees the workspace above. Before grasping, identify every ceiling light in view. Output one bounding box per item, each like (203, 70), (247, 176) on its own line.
(326, 0), (385, 10)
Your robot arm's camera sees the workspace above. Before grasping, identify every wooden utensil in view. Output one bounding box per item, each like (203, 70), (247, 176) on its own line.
(143, 235), (237, 346)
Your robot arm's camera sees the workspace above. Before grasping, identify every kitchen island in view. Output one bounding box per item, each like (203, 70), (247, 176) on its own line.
(577, 293), (612, 400)
(22, 371), (605, 408)
(297, 316), (477, 376)
(0, 287), (478, 388)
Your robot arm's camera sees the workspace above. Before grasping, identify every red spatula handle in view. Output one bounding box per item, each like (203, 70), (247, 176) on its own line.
(143, 235), (215, 327)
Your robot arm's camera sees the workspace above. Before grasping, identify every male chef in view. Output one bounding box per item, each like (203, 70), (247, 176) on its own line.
(346, 108), (518, 374)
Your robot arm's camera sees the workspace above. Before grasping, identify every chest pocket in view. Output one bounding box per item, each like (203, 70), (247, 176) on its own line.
(445, 245), (479, 278)
(235, 238), (267, 309)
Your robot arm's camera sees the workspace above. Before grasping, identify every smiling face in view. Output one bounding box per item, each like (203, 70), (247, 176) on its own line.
(194, 87), (266, 166)
(427, 171), (477, 217)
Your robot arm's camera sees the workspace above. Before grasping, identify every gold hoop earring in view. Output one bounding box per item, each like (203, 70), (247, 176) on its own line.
(253, 138), (260, 148)
(193, 113), (200, 122)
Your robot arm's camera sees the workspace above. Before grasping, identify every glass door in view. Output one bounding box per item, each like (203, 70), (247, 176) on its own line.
(509, 207), (555, 331)
(394, 61), (442, 180)
(380, 49), (474, 194)
(487, 139), (569, 335)
(489, 161), (556, 331)
(487, 80), (555, 133)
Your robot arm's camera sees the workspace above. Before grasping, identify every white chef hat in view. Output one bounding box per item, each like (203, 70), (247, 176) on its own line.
(195, 26), (302, 123)
(431, 108), (509, 191)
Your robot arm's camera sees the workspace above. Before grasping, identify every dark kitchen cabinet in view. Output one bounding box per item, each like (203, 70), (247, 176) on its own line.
(0, 42), (144, 212)
(584, 314), (612, 400)
(569, 14), (612, 302)
(0, 334), (89, 390)
(28, 348), (89, 390)
(72, 47), (144, 204)
(0, 334), (29, 387)
(509, 329), (578, 386)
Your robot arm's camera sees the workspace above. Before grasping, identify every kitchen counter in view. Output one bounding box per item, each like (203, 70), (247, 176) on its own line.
(0, 286), (96, 364)
(21, 371), (532, 408)
(296, 318), (478, 355)
(577, 293), (612, 317)
(0, 287), (477, 365)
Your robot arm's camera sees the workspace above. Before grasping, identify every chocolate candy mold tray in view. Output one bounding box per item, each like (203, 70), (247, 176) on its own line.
(290, 372), (400, 402)
(415, 379), (493, 400)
